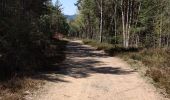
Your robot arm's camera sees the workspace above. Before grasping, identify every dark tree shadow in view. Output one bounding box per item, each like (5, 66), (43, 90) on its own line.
(65, 41), (109, 58)
(31, 41), (136, 82)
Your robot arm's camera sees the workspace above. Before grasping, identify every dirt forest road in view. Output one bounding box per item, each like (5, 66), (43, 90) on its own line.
(27, 40), (168, 100)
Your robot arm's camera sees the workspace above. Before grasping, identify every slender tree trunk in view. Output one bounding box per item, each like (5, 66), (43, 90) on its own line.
(114, 0), (117, 44)
(159, 12), (163, 48)
(133, 1), (141, 47)
(127, 0), (133, 48)
(121, 0), (126, 47)
(99, 0), (103, 43)
(125, 0), (130, 47)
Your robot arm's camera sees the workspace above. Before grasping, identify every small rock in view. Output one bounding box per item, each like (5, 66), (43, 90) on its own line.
(24, 91), (31, 95)
(24, 96), (33, 100)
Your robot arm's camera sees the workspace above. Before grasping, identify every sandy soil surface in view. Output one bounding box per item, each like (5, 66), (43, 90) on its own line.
(26, 40), (168, 100)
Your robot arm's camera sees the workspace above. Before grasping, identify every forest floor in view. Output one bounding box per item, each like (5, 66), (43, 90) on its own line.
(26, 40), (168, 100)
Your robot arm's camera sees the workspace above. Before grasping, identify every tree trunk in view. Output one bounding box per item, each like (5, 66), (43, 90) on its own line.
(114, 0), (117, 44)
(159, 12), (163, 48)
(99, 0), (103, 43)
(121, 0), (126, 48)
(133, 1), (141, 47)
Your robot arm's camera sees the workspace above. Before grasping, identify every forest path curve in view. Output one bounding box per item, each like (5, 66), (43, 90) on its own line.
(27, 40), (168, 100)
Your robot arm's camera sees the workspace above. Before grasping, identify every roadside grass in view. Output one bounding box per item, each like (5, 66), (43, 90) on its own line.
(123, 49), (170, 97)
(0, 39), (68, 100)
(83, 39), (115, 50)
(0, 77), (44, 100)
(83, 39), (170, 97)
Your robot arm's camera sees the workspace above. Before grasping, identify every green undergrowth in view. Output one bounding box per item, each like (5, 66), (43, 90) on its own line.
(83, 39), (170, 97)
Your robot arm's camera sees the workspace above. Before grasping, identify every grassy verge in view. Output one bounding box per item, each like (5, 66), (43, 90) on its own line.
(83, 39), (114, 50)
(83, 39), (170, 97)
(121, 49), (170, 97)
(0, 77), (44, 100)
(0, 39), (68, 100)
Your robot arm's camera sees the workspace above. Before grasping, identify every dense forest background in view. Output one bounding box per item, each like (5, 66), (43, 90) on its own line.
(70, 0), (170, 48)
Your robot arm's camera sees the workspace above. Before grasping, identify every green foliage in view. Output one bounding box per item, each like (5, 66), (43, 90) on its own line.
(0, 0), (69, 80)
(73, 0), (170, 48)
